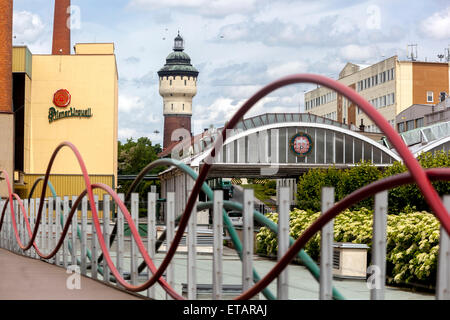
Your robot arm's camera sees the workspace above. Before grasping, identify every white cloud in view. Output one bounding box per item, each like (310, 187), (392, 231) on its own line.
(420, 7), (450, 39)
(266, 61), (308, 79)
(128, 0), (257, 17)
(118, 128), (138, 140)
(147, 113), (161, 123)
(118, 94), (145, 113)
(340, 44), (375, 61)
(13, 11), (45, 43)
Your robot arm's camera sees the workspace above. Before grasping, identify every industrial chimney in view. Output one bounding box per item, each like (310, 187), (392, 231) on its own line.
(0, 0), (14, 197)
(52, 0), (71, 55)
(0, 0), (12, 113)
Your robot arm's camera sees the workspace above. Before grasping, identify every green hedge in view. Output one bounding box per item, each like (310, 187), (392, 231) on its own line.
(256, 208), (440, 287)
(383, 151), (450, 214)
(296, 151), (450, 214)
(296, 161), (381, 212)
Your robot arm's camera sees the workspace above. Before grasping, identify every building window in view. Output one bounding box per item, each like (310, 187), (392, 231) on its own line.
(170, 79), (172, 85)
(406, 120), (415, 131)
(416, 117), (424, 129)
(398, 122), (405, 133)
(182, 104), (184, 111)
(427, 91), (434, 103)
(184, 79), (187, 86)
(171, 103), (173, 110)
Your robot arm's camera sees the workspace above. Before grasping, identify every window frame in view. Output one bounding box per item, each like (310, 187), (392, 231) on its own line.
(427, 91), (434, 103)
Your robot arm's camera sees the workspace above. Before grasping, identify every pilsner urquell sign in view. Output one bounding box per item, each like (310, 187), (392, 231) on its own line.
(48, 89), (93, 123)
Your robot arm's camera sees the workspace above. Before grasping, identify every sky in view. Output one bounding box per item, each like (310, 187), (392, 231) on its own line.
(11, 0), (450, 145)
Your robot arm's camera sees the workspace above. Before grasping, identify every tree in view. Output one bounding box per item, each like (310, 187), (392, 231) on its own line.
(118, 137), (162, 175)
(117, 137), (166, 197)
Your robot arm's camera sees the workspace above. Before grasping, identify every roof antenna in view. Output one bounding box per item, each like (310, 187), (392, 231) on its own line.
(407, 44), (417, 61)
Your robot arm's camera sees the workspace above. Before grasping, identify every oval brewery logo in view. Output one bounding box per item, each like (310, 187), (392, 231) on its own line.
(289, 132), (313, 157)
(53, 89), (71, 108)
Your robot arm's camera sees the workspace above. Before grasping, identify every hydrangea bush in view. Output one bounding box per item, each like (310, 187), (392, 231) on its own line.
(256, 208), (441, 287)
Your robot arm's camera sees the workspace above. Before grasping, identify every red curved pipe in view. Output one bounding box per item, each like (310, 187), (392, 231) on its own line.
(0, 143), (183, 299)
(0, 182), (181, 297)
(0, 74), (448, 300)
(236, 168), (450, 299)
(155, 74), (450, 299)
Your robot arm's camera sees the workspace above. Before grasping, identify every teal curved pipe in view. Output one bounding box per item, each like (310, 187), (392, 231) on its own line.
(38, 158), (345, 299)
(37, 178), (110, 278)
(148, 159), (344, 300)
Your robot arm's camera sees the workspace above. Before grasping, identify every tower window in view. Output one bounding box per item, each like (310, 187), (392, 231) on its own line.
(171, 103), (173, 110)
(184, 79), (187, 86)
(170, 79), (172, 86)
(183, 104), (184, 110)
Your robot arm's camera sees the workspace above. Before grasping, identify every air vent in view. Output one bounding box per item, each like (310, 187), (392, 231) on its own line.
(333, 249), (340, 269)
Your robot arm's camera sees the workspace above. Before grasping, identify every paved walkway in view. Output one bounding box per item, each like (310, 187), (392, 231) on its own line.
(133, 247), (435, 300)
(0, 249), (143, 300)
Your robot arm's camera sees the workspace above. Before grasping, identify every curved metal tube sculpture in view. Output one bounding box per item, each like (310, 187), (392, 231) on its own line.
(1, 74), (448, 300)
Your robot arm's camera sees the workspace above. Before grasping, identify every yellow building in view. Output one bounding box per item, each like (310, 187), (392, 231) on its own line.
(12, 43), (118, 199)
(305, 56), (450, 133)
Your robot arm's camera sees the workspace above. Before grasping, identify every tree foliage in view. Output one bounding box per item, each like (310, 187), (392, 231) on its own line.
(296, 161), (381, 211)
(117, 137), (165, 197)
(118, 137), (162, 175)
(296, 151), (450, 214)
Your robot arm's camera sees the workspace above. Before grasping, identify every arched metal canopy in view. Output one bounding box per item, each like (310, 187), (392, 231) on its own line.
(175, 114), (401, 178)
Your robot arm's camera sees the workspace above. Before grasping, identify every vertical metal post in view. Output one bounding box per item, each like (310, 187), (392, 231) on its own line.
(371, 191), (388, 300)
(6, 201), (9, 250)
(1, 200), (5, 248)
(48, 197), (54, 263)
(437, 195), (450, 300)
(30, 198), (35, 258)
(243, 189), (254, 292)
(166, 192), (175, 300)
(81, 196), (87, 275)
(131, 193), (139, 285)
(187, 189), (197, 300)
(41, 199), (46, 259)
(22, 199), (28, 256)
(103, 195), (110, 284)
(213, 190), (223, 300)
(277, 187), (289, 300)
(55, 197), (61, 265)
(0, 200), (3, 249)
(71, 196), (78, 267)
(14, 200), (18, 253)
(117, 193), (125, 288)
(147, 192), (157, 299)
(91, 195), (99, 279)
(63, 196), (69, 268)
(320, 187), (334, 300)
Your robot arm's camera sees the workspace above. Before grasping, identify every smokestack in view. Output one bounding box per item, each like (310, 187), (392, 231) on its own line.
(52, 0), (71, 55)
(0, 0), (13, 113)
